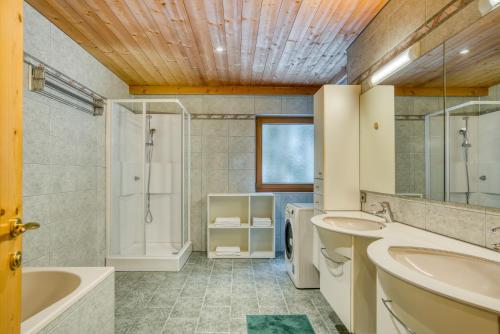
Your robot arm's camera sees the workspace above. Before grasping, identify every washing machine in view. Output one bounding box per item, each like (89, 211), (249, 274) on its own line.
(285, 203), (319, 288)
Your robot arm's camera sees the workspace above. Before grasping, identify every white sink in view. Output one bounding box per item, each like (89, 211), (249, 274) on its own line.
(389, 247), (500, 299)
(322, 217), (385, 231)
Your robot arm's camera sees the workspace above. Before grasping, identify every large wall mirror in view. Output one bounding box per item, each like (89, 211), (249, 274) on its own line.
(379, 5), (500, 209)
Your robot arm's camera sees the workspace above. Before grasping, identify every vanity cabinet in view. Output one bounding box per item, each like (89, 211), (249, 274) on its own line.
(317, 228), (377, 334)
(312, 209), (324, 271)
(313, 85), (360, 211)
(377, 270), (499, 334)
(319, 231), (353, 331)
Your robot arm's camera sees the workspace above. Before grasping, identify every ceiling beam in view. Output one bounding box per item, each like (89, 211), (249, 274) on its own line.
(129, 85), (321, 95)
(395, 87), (489, 97)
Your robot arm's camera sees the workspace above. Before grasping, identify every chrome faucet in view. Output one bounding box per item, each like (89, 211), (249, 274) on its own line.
(491, 226), (500, 251)
(370, 201), (395, 223)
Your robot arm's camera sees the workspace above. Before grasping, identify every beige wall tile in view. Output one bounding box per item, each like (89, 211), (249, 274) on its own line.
(485, 213), (500, 250)
(191, 119), (203, 136)
(398, 199), (426, 228)
(191, 152), (202, 169)
(203, 120), (228, 136)
(425, 204), (485, 246)
(202, 136), (228, 153)
(202, 170), (228, 195)
(191, 135), (202, 153)
(230, 96), (255, 114)
(229, 153), (255, 170)
(229, 120), (255, 137)
(228, 170), (256, 193)
(255, 96), (282, 114)
(178, 95), (203, 114)
(191, 169), (202, 203)
(282, 96), (312, 114)
(228, 137), (255, 153)
(389, 0), (426, 46)
(203, 152), (229, 170)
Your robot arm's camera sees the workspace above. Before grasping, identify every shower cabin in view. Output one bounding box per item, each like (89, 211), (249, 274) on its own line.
(106, 99), (191, 271)
(425, 100), (500, 207)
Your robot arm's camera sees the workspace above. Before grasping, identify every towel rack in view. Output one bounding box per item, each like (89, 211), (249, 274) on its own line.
(24, 53), (105, 116)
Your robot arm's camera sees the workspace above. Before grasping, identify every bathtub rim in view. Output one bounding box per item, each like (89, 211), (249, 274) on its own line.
(21, 266), (114, 334)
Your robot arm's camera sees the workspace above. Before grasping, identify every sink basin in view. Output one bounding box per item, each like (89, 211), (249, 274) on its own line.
(322, 217), (385, 231)
(389, 247), (500, 299)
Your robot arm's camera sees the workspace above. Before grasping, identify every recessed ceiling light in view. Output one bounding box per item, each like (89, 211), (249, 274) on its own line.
(459, 49), (470, 55)
(215, 46), (224, 53)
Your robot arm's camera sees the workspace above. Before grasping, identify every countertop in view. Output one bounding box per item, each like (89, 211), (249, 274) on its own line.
(311, 211), (500, 314)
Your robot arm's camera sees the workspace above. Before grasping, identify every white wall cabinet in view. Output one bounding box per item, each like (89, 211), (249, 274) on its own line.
(314, 85), (361, 211)
(360, 85), (395, 194)
(207, 193), (275, 259)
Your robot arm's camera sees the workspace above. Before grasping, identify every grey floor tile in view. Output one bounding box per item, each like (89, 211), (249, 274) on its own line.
(230, 318), (247, 334)
(257, 293), (286, 308)
(160, 275), (189, 289)
(232, 259), (252, 269)
(196, 306), (231, 333)
(259, 305), (289, 315)
(230, 297), (259, 319)
(115, 315), (136, 334)
(170, 297), (204, 318)
(149, 288), (182, 308)
(231, 282), (257, 298)
(204, 288), (231, 306)
(287, 299), (318, 315)
(115, 253), (348, 334)
(128, 308), (170, 334)
(181, 283), (208, 298)
(162, 318), (198, 334)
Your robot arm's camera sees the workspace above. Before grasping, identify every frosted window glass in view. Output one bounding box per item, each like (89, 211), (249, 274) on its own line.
(262, 124), (314, 184)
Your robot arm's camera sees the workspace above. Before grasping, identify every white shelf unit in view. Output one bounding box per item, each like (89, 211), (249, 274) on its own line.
(207, 193), (275, 259)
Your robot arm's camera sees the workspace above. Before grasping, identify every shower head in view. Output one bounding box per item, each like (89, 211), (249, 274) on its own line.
(146, 128), (156, 146)
(459, 128), (471, 148)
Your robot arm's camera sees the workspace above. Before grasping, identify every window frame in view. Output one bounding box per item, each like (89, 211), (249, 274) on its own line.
(256, 116), (314, 192)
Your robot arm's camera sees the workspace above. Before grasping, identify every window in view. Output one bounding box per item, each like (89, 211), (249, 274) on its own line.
(256, 116), (314, 192)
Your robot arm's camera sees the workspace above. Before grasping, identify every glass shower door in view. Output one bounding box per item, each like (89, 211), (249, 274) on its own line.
(182, 110), (190, 247)
(109, 101), (145, 257)
(144, 101), (184, 256)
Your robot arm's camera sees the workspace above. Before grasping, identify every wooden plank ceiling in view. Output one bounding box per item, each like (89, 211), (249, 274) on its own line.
(26, 0), (388, 90)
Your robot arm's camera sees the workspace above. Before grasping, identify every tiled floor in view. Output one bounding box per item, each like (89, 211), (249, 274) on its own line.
(115, 252), (348, 334)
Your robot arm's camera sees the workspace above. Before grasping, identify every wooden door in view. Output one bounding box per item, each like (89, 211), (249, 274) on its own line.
(0, 0), (24, 333)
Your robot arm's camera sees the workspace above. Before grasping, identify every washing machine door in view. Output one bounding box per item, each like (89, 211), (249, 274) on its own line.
(285, 218), (294, 261)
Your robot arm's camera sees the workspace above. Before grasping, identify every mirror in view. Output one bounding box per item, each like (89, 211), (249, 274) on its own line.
(382, 6), (500, 209)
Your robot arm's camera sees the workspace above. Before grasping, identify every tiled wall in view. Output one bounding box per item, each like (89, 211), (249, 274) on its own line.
(22, 3), (129, 266)
(395, 96), (443, 196)
(40, 273), (114, 334)
(274, 193), (314, 251)
(362, 191), (500, 249)
(147, 94), (314, 252)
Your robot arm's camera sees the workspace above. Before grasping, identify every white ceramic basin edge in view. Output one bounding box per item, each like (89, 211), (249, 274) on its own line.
(368, 241), (500, 314)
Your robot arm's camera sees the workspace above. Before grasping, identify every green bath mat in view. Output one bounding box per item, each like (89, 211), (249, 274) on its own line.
(246, 314), (315, 334)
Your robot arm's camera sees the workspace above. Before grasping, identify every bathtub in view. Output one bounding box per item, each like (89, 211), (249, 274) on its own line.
(21, 267), (114, 334)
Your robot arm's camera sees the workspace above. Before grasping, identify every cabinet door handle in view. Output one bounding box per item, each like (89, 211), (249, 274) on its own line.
(381, 299), (416, 334)
(320, 247), (349, 265)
